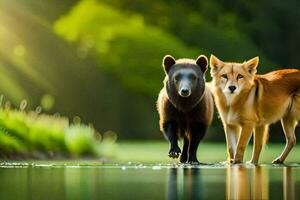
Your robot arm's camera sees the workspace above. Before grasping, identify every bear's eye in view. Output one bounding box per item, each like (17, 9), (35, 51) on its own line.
(189, 74), (197, 81)
(237, 74), (244, 80)
(174, 74), (181, 81)
(221, 74), (228, 79)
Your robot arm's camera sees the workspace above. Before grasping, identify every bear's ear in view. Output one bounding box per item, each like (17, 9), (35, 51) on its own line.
(162, 55), (176, 73)
(196, 55), (208, 74)
(210, 54), (224, 76)
(244, 56), (259, 75)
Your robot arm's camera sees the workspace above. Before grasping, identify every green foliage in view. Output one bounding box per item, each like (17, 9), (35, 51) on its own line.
(52, 0), (290, 140)
(0, 107), (116, 159)
(0, 0), (299, 141)
(54, 0), (199, 95)
(54, 0), (277, 97)
(65, 125), (97, 156)
(99, 0), (274, 66)
(0, 128), (27, 153)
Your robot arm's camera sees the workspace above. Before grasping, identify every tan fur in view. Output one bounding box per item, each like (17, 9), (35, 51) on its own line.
(210, 54), (300, 164)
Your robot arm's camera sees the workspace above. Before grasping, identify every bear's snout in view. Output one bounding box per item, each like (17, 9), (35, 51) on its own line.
(179, 87), (191, 97)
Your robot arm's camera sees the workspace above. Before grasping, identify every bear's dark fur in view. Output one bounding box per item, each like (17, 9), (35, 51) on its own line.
(157, 55), (214, 164)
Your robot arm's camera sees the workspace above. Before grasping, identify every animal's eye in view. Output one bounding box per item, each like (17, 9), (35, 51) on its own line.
(174, 74), (181, 81)
(189, 74), (197, 81)
(221, 74), (228, 79)
(237, 74), (244, 80)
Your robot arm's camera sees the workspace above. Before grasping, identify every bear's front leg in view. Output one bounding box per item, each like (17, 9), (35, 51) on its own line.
(163, 121), (181, 158)
(188, 123), (206, 164)
(180, 136), (189, 163)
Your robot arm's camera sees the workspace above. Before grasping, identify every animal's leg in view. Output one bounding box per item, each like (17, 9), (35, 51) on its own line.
(248, 125), (268, 164)
(163, 121), (181, 158)
(180, 135), (189, 163)
(272, 116), (297, 164)
(224, 124), (239, 162)
(233, 124), (254, 163)
(187, 123), (206, 164)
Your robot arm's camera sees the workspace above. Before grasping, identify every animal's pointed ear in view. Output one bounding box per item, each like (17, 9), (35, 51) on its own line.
(162, 55), (176, 74)
(210, 54), (224, 75)
(196, 55), (208, 74)
(245, 56), (259, 74)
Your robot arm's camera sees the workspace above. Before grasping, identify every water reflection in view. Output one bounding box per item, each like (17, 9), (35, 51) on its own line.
(283, 167), (295, 200)
(0, 164), (299, 199)
(226, 165), (268, 199)
(167, 168), (202, 200)
(166, 165), (299, 200)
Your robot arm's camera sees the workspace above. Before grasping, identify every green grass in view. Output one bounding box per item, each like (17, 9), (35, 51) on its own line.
(0, 108), (116, 159)
(1, 141), (300, 165)
(114, 141), (300, 164)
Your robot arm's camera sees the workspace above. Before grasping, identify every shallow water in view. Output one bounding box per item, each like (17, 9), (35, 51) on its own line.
(0, 162), (299, 200)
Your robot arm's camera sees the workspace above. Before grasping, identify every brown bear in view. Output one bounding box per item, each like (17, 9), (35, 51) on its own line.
(157, 54), (214, 164)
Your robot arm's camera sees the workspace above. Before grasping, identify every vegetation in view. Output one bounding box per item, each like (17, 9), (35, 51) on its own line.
(0, 100), (116, 159)
(3, 141), (300, 164)
(0, 0), (299, 140)
(53, 0), (299, 140)
(54, 0), (198, 96)
(114, 141), (300, 164)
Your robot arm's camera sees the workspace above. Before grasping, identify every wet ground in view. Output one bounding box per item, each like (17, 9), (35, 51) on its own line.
(0, 162), (299, 200)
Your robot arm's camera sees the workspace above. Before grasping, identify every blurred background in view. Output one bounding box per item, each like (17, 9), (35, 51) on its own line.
(0, 0), (299, 144)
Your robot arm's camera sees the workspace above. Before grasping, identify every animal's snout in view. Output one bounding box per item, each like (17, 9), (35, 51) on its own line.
(179, 88), (191, 97)
(228, 85), (237, 93)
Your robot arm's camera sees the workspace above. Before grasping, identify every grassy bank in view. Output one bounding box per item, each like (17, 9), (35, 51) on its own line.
(114, 141), (300, 164)
(1, 141), (299, 165)
(0, 108), (116, 159)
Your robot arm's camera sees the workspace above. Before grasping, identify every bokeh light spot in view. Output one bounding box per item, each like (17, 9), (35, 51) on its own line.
(40, 94), (55, 111)
(13, 45), (26, 57)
